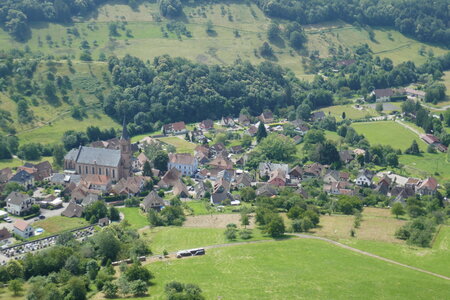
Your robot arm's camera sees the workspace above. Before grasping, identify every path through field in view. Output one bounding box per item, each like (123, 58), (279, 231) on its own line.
(395, 119), (422, 136)
(143, 233), (450, 282)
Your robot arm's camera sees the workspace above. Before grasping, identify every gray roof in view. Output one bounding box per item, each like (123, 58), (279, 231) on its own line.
(62, 202), (84, 218)
(211, 192), (234, 205)
(10, 170), (33, 183)
(142, 191), (165, 211)
(81, 194), (99, 207)
(6, 192), (32, 205)
(65, 146), (121, 167)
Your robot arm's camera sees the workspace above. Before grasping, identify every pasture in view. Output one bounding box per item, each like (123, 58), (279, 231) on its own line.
(31, 216), (89, 240)
(319, 104), (374, 120)
(119, 207), (148, 230)
(399, 152), (450, 182)
(351, 121), (427, 151)
(132, 238), (450, 299)
(157, 136), (197, 153)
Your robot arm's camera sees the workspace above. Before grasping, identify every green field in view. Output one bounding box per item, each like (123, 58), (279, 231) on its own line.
(352, 121), (427, 151)
(157, 136), (197, 154)
(119, 207), (148, 230)
(399, 152), (450, 182)
(131, 238), (450, 299)
(343, 225), (450, 278)
(319, 104), (375, 121)
(31, 216), (89, 240)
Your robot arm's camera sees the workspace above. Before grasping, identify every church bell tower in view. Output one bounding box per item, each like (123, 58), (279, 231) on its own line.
(120, 118), (132, 178)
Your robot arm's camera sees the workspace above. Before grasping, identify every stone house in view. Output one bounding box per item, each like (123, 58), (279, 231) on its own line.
(6, 192), (35, 216)
(168, 153), (198, 176)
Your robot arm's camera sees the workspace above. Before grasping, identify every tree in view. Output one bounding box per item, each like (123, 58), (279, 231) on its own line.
(93, 231), (121, 261)
(108, 206), (120, 221)
(125, 264), (152, 283)
(154, 150), (169, 173)
(240, 214), (250, 228)
(143, 160), (152, 176)
(65, 277), (87, 300)
(386, 153), (399, 167)
(267, 23), (280, 41)
(391, 203), (405, 219)
(257, 134), (297, 162)
(312, 141), (340, 165)
(103, 282), (118, 298)
(240, 187), (256, 202)
(342, 112), (346, 119)
(18, 143), (42, 160)
(130, 280), (147, 296)
(84, 201), (108, 223)
(52, 144), (66, 168)
(224, 225), (237, 240)
(266, 214), (285, 238)
(405, 140), (420, 155)
(8, 279), (23, 295)
(375, 103), (383, 112)
(296, 103), (311, 120)
(256, 122), (267, 143)
(260, 42), (274, 57)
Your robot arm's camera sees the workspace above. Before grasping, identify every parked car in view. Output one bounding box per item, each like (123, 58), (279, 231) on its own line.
(4, 217), (12, 223)
(39, 215), (45, 220)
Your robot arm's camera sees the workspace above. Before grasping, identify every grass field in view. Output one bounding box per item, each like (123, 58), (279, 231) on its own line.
(140, 226), (269, 255)
(119, 207), (148, 230)
(125, 238), (450, 299)
(352, 121), (427, 151)
(157, 136), (197, 153)
(344, 225), (450, 278)
(319, 105), (374, 121)
(31, 216), (89, 240)
(399, 152), (450, 182)
(0, 156), (53, 170)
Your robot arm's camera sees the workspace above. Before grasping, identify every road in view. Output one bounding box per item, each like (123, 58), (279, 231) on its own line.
(144, 234), (450, 282)
(395, 119), (422, 136)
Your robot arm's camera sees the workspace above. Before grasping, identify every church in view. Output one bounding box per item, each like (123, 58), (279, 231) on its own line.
(64, 121), (132, 181)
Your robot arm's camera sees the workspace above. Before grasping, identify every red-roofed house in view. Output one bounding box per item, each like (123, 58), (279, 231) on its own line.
(13, 219), (34, 239)
(417, 177), (438, 196)
(162, 121), (187, 135)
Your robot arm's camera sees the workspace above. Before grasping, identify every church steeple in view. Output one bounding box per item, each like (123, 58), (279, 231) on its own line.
(121, 117), (129, 141)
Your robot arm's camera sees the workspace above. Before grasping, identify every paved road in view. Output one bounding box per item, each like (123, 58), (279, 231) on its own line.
(146, 234), (450, 282)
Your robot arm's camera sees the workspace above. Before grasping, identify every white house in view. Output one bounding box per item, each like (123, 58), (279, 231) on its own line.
(13, 219), (34, 239)
(356, 169), (373, 187)
(6, 192), (35, 216)
(168, 153), (198, 176)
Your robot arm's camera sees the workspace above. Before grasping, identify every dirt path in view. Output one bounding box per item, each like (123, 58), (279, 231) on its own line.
(395, 119), (422, 136)
(143, 234), (450, 282)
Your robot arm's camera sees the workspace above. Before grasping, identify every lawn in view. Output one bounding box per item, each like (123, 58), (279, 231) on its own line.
(319, 105), (374, 121)
(121, 238), (450, 299)
(31, 216), (89, 240)
(186, 200), (252, 216)
(399, 152), (450, 182)
(343, 225), (450, 278)
(157, 136), (197, 154)
(119, 207), (148, 230)
(351, 121), (427, 151)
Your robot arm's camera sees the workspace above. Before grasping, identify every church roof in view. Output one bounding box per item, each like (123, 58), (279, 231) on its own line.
(66, 146), (121, 167)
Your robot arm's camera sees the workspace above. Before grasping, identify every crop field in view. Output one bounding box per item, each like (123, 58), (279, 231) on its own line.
(344, 225), (450, 278)
(351, 121), (427, 151)
(127, 238), (450, 299)
(157, 136), (197, 153)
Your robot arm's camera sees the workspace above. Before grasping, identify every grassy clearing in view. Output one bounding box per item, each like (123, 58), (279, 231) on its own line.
(130, 238), (450, 299)
(119, 207), (148, 230)
(157, 136), (197, 153)
(343, 226), (450, 278)
(319, 104), (374, 120)
(186, 200), (252, 216)
(0, 157), (53, 170)
(140, 226), (269, 255)
(352, 121), (427, 151)
(399, 152), (450, 182)
(31, 216), (89, 240)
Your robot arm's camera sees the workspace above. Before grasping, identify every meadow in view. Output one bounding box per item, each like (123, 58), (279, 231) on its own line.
(119, 207), (148, 230)
(318, 104), (375, 121)
(133, 238), (450, 299)
(351, 121), (428, 151)
(157, 136), (197, 153)
(30, 216), (89, 240)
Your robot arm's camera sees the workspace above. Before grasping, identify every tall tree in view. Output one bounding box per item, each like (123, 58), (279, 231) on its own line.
(256, 122), (267, 143)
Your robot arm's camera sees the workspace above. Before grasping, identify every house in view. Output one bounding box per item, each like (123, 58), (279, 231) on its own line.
(17, 161), (53, 181)
(268, 169), (286, 187)
(194, 181), (210, 199)
(141, 191), (166, 212)
(162, 121), (187, 135)
(259, 162), (289, 178)
(247, 125), (258, 136)
(421, 134), (440, 145)
(295, 187), (309, 199)
(217, 169), (235, 182)
(405, 177), (421, 190)
(209, 155), (234, 170)
(339, 150), (354, 164)
(135, 152), (150, 170)
(13, 220), (34, 239)
(70, 185), (90, 202)
(230, 145), (243, 154)
(374, 176), (392, 196)
(324, 181), (353, 195)
(50, 173), (82, 186)
(220, 117), (235, 127)
(372, 88), (394, 102)
(61, 202), (84, 218)
(302, 163), (325, 179)
(112, 176), (147, 195)
(81, 194), (99, 207)
(256, 184), (277, 197)
(6, 192), (35, 216)
(158, 168), (182, 188)
(195, 145), (210, 157)
(311, 111), (325, 122)
(293, 135), (302, 144)
(210, 143), (226, 154)
(291, 120), (310, 136)
(210, 191), (234, 205)
(199, 119), (214, 131)
(81, 174), (112, 192)
(0, 227), (12, 245)
(336, 59), (356, 67)
(259, 111), (274, 123)
(234, 173), (253, 189)
(173, 180), (189, 198)
(238, 113), (251, 126)
(353, 148), (366, 156)
(289, 166), (303, 181)
(416, 177), (438, 196)
(195, 152), (210, 165)
(98, 217), (110, 227)
(191, 130), (207, 144)
(356, 169), (373, 187)
(390, 187), (415, 205)
(0, 168), (13, 183)
(9, 170), (35, 189)
(168, 153), (198, 176)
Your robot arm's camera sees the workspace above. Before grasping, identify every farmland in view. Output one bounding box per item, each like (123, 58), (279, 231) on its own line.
(351, 121), (428, 151)
(133, 238), (450, 299)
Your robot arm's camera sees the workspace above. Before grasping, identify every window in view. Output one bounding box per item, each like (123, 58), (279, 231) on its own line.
(79, 166), (81, 173)
(112, 169), (115, 178)
(86, 166), (88, 174)
(92, 167), (95, 174)
(99, 168), (102, 175)
(106, 169), (109, 176)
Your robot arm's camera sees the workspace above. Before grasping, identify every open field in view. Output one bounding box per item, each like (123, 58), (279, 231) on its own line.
(186, 200), (252, 216)
(119, 207), (148, 230)
(157, 136), (197, 153)
(122, 238), (450, 299)
(344, 225), (450, 278)
(184, 213), (256, 229)
(319, 104), (375, 121)
(31, 216), (89, 240)
(312, 207), (406, 243)
(0, 156), (53, 170)
(352, 121), (427, 151)
(399, 152), (450, 182)
(140, 226), (269, 255)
